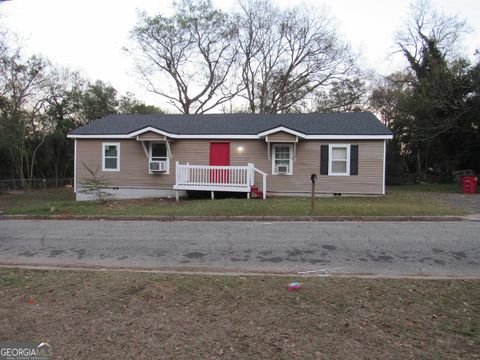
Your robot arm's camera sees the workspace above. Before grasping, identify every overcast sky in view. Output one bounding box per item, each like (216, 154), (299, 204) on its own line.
(1, 0), (479, 111)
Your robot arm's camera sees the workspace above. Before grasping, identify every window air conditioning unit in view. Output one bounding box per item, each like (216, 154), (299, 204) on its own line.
(276, 165), (289, 174)
(149, 161), (167, 172)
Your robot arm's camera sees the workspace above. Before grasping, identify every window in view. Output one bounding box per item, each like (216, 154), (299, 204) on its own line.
(272, 144), (293, 175)
(149, 142), (169, 174)
(328, 144), (350, 176)
(150, 143), (167, 161)
(102, 143), (120, 171)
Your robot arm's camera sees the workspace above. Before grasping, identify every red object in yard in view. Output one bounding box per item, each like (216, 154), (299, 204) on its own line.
(462, 176), (478, 194)
(250, 185), (264, 199)
(287, 282), (302, 291)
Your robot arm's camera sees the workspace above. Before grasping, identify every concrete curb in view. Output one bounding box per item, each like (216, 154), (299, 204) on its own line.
(462, 214), (480, 222)
(3, 214), (470, 222)
(1, 263), (479, 280)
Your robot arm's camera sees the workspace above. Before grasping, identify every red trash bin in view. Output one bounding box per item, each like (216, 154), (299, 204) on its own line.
(462, 176), (478, 194)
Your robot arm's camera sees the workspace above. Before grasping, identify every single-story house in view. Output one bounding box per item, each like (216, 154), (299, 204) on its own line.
(67, 112), (393, 201)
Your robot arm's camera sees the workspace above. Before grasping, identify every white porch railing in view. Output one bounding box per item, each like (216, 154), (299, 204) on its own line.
(173, 162), (266, 199)
(252, 166), (267, 200)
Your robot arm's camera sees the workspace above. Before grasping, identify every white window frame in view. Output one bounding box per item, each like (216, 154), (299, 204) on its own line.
(102, 142), (120, 172)
(148, 142), (170, 174)
(328, 144), (350, 176)
(271, 143), (293, 175)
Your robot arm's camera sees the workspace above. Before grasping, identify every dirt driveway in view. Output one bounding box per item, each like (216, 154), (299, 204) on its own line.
(444, 193), (480, 214)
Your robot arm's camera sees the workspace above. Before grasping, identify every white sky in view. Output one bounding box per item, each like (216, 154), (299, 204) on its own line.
(1, 0), (479, 111)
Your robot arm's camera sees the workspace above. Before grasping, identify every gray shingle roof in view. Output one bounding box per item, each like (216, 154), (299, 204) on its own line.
(68, 112), (392, 136)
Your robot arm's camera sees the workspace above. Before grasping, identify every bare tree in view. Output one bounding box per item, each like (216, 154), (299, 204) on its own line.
(128, 0), (240, 114)
(395, 0), (469, 78)
(79, 163), (111, 203)
(0, 29), (7, 60)
(314, 77), (371, 113)
(236, 0), (357, 113)
(0, 52), (51, 185)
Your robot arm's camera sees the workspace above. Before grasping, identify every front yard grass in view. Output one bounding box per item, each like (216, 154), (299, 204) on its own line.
(391, 182), (462, 193)
(0, 184), (466, 216)
(0, 268), (478, 359)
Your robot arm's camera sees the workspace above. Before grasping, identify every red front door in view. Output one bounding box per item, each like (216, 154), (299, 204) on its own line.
(210, 143), (230, 183)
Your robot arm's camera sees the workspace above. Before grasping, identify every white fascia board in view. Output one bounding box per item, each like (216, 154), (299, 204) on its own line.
(175, 134), (258, 139)
(128, 126), (175, 138)
(257, 126), (307, 138)
(68, 133), (259, 139)
(67, 134), (131, 139)
(305, 134), (393, 140)
(68, 131), (393, 140)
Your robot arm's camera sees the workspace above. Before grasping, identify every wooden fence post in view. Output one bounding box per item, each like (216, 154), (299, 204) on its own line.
(310, 174), (317, 211)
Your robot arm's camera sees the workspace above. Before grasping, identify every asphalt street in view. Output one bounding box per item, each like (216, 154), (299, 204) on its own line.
(0, 220), (479, 276)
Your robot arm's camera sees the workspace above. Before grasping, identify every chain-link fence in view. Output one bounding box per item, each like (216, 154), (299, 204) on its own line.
(0, 178), (73, 192)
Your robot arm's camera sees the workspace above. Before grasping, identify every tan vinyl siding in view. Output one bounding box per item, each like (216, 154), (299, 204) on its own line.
(266, 132), (297, 142)
(136, 132), (166, 141)
(77, 139), (208, 189)
(230, 140), (384, 194)
(76, 139), (384, 194)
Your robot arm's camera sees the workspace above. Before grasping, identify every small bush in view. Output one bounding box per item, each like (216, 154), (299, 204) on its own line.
(79, 163), (111, 203)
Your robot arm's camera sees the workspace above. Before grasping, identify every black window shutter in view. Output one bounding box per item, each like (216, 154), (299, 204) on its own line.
(350, 145), (359, 175)
(320, 145), (329, 175)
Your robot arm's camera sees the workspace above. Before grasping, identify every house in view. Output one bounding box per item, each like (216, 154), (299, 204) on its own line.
(67, 112), (393, 201)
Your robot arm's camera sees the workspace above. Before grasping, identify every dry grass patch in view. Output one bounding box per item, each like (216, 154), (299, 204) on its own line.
(0, 269), (478, 359)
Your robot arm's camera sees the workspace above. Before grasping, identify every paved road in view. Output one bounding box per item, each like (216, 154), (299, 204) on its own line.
(0, 220), (479, 277)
